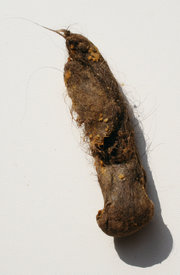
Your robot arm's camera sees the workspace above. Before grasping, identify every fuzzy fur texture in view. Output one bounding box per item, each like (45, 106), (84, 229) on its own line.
(61, 30), (154, 237)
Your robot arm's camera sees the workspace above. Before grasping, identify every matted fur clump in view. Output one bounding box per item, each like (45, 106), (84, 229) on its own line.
(58, 29), (154, 237)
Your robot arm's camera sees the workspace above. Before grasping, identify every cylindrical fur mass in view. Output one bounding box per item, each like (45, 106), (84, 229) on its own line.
(61, 30), (154, 237)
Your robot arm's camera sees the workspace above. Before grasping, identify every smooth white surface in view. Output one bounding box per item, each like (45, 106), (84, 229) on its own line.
(0, 0), (179, 274)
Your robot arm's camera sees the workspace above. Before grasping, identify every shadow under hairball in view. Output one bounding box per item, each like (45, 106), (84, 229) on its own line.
(114, 96), (173, 267)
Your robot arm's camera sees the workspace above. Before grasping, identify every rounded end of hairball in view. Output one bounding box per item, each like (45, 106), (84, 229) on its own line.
(96, 202), (154, 238)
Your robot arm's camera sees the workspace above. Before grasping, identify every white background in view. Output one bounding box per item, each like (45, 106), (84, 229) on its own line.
(0, 0), (179, 274)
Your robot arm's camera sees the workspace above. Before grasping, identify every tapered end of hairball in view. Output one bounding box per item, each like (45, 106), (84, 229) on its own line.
(54, 29), (71, 38)
(40, 25), (71, 38)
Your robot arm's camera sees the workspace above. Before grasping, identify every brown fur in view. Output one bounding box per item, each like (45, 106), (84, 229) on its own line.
(62, 31), (154, 237)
